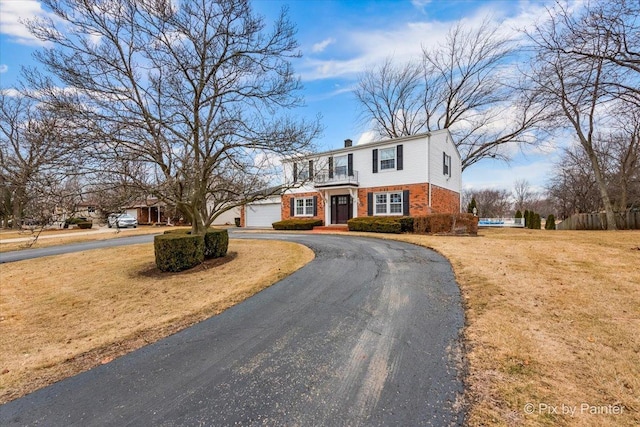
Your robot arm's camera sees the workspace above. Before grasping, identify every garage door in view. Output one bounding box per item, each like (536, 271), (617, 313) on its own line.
(245, 203), (281, 227)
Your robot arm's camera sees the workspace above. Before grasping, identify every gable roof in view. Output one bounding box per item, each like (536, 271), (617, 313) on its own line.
(284, 129), (456, 163)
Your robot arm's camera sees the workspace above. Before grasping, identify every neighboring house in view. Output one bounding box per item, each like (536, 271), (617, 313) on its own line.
(124, 198), (168, 224)
(73, 201), (105, 223)
(124, 197), (241, 226)
(277, 130), (462, 226)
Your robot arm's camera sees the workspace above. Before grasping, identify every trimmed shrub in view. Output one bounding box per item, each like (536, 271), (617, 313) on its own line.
(272, 219), (323, 230)
(347, 217), (402, 233)
(163, 228), (192, 235)
(203, 228), (229, 259)
(524, 210), (530, 227)
(64, 217), (88, 228)
(77, 221), (93, 229)
(154, 233), (204, 272)
(164, 228), (228, 259)
(533, 213), (541, 230)
(397, 216), (414, 232)
(545, 214), (556, 230)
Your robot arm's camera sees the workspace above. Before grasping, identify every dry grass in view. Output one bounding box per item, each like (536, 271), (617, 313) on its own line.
(0, 226), (179, 253)
(2, 227), (638, 426)
(0, 239), (314, 403)
(360, 228), (640, 427)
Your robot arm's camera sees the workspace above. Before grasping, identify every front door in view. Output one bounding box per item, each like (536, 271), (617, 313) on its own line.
(331, 195), (352, 224)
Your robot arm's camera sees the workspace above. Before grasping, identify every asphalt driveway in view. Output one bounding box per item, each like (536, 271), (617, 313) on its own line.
(0, 233), (465, 426)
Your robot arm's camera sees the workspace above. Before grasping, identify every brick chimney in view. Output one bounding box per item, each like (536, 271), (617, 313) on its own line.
(344, 138), (353, 147)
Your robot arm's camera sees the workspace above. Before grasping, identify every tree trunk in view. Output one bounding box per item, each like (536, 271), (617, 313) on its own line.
(12, 188), (25, 230)
(586, 149), (618, 230)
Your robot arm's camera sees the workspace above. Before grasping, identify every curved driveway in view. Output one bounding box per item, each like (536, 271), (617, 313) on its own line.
(0, 233), (465, 426)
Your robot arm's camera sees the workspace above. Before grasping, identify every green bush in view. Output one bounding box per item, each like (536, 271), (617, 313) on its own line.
(163, 228), (192, 235)
(64, 217), (88, 227)
(533, 213), (541, 230)
(203, 228), (229, 259)
(347, 217), (402, 233)
(524, 210), (530, 227)
(164, 228), (228, 259)
(272, 219), (323, 230)
(77, 221), (93, 229)
(154, 233), (204, 272)
(545, 214), (556, 230)
(397, 216), (414, 232)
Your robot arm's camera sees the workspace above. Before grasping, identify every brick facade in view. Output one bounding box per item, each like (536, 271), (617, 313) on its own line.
(430, 184), (461, 214)
(280, 183), (460, 222)
(281, 192), (325, 222)
(357, 183), (460, 217)
(239, 205), (246, 227)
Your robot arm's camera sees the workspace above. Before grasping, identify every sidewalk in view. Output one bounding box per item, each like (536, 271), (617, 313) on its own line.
(0, 226), (144, 244)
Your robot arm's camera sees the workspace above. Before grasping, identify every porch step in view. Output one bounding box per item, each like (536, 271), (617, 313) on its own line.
(312, 225), (350, 233)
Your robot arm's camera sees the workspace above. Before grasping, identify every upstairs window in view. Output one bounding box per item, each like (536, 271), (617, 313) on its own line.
(443, 152), (452, 177)
(373, 145), (402, 173)
(334, 155), (348, 176)
(297, 162), (309, 180)
(380, 147), (396, 170)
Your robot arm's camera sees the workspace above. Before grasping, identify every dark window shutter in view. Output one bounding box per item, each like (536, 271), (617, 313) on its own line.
(293, 163), (298, 183)
(367, 192), (373, 216)
(309, 160), (314, 179)
(348, 153), (353, 176)
(328, 156), (334, 179)
(397, 145), (403, 170)
(403, 190), (410, 216)
(290, 198), (295, 217)
(313, 196), (318, 216)
(372, 149), (378, 173)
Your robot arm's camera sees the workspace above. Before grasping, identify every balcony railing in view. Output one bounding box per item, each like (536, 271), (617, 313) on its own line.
(313, 170), (359, 187)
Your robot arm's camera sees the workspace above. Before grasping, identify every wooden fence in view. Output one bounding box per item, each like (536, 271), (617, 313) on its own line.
(556, 212), (640, 230)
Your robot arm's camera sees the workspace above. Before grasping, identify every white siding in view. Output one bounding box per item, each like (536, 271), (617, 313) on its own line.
(211, 207), (240, 225)
(282, 130), (461, 199)
(353, 136), (428, 188)
(428, 132), (462, 194)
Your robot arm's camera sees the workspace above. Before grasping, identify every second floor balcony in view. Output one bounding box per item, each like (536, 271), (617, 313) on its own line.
(313, 170), (359, 188)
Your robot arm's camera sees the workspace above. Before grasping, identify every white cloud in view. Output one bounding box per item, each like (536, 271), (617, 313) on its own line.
(298, 1), (553, 82)
(356, 130), (376, 145)
(0, 0), (53, 45)
(0, 64), (8, 73)
(311, 37), (335, 53)
(0, 87), (21, 97)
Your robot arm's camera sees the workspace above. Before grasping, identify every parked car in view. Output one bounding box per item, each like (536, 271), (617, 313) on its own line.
(107, 213), (138, 228)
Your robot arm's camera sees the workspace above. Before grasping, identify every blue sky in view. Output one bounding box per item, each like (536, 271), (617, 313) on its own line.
(0, 0), (562, 193)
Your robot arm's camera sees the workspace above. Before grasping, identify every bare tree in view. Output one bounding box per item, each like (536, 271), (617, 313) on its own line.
(0, 91), (77, 229)
(513, 179), (536, 213)
(354, 19), (550, 170)
(355, 59), (426, 138)
(556, 0), (640, 86)
(528, 1), (640, 229)
(25, 0), (321, 234)
(599, 107), (640, 212)
(548, 145), (608, 218)
(468, 188), (512, 218)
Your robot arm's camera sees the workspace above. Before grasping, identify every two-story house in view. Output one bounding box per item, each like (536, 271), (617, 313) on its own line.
(242, 130), (462, 227)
